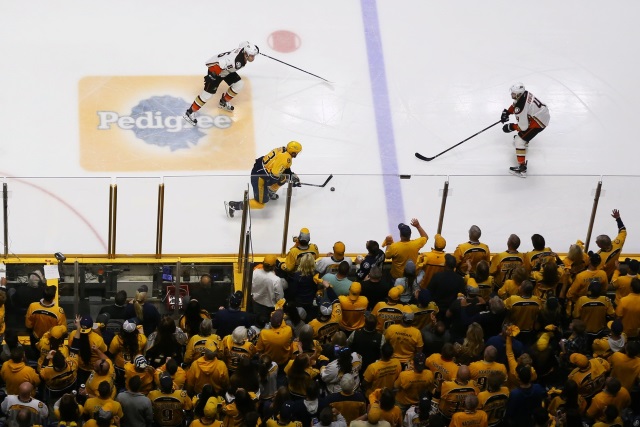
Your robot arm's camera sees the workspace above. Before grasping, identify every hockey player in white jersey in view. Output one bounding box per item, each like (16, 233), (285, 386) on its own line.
(183, 41), (259, 125)
(500, 83), (550, 177)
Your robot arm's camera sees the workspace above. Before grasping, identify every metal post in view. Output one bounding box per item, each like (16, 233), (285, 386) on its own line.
(242, 230), (252, 309)
(155, 183), (165, 258)
(281, 180), (293, 257)
(112, 184), (118, 259)
(584, 180), (603, 252)
(3, 183), (8, 258)
(436, 180), (449, 235)
(237, 190), (249, 272)
(73, 261), (79, 317)
(174, 261), (182, 319)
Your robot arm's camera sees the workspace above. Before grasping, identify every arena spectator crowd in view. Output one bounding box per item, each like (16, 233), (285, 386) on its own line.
(0, 209), (636, 427)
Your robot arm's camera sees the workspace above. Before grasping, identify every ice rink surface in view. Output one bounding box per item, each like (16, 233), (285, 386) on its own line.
(0, 1), (638, 256)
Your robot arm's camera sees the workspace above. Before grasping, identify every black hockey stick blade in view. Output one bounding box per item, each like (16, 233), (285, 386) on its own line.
(299, 174), (334, 187)
(415, 152), (436, 161)
(415, 120), (502, 162)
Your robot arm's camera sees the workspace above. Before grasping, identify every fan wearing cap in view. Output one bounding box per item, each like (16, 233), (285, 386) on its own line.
(394, 353), (435, 409)
(615, 278), (640, 339)
(383, 218), (428, 280)
(383, 312), (423, 365)
(280, 228), (320, 273)
(123, 354), (156, 395)
(307, 301), (341, 345)
(189, 396), (223, 427)
(83, 381), (124, 420)
(148, 372), (193, 427)
(256, 310), (294, 367)
(26, 285), (67, 344)
(36, 324), (69, 372)
(595, 209), (627, 281)
(333, 282), (368, 332)
(572, 280), (614, 335)
(109, 319), (148, 374)
(39, 349), (79, 398)
(316, 242), (353, 278)
(567, 353), (610, 399)
(416, 234), (447, 289)
(186, 341), (229, 396)
(371, 286), (412, 332)
(184, 319), (222, 365)
(355, 240), (386, 283)
(611, 258), (639, 306)
(251, 255), (287, 319)
(69, 314), (108, 384)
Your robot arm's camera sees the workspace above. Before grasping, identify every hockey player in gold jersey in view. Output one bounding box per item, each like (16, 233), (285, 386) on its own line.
(226, 141), (302, 217)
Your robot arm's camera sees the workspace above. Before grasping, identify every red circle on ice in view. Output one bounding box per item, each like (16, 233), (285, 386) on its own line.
(268, 30), (301, 53)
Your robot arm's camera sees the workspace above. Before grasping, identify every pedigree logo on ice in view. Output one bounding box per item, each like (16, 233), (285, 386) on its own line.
(78, 76), (255, 171)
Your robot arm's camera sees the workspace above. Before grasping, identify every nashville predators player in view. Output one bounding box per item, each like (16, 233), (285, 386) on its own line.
(226, 141), (302, 217)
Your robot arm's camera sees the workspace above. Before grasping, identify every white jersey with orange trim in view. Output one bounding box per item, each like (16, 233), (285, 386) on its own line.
(206, 47), (248, 77)
(508, 91), (550, 131)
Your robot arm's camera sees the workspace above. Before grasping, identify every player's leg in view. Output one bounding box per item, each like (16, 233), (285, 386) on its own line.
(219, 73), (243, 112)
(509, 135), (528, 178)
(184, 75), (222, 125)
(226, 175), (268, 218)
(268, 176), (287, 200)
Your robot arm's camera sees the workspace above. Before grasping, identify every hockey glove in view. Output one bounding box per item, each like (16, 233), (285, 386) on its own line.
(291, 174), (301, 187)
(502, 123), (515, 133)
(500, 109), (509, 123)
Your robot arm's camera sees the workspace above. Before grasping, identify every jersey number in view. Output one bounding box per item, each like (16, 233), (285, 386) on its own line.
(532, 97), (546, 108)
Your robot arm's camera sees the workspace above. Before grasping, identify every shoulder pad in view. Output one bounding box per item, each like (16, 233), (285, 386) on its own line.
(59, 307), (65, 313)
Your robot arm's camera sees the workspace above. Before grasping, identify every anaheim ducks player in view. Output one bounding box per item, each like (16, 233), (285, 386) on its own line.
(226, 141), (302, 217)
(184, 41), (259, 125)
(500, 83), (550, 178)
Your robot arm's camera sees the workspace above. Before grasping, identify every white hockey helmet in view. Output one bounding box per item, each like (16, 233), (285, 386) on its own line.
(510, 82), (526, 100)
(240, 41), (259, 57)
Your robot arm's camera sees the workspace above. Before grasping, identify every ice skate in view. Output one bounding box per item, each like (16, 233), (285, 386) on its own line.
(509, 161), (527, 178)
(219, 97), (235, 112)
(183, 110), (197, 126)
(268, 189), (279, 200)
(225, 201), (242, 218)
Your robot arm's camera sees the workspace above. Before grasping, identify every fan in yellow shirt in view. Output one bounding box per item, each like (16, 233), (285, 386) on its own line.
(469, 347), (507, 392)
(438, 366), (479, 420)
(477, 373), (509, 427)
(256, 310), (293, 367)
(567, 353), (610, 399)
(394, 353), (434, 408)
(362, 342), (402, 396)
(449, 395), (488, 427)
(83, 381), (124, 419)
(383, 313), (423, 364)
(149, 373), (194, 427)
(383, 220), (428, 279)
(124, 355), (156, 395)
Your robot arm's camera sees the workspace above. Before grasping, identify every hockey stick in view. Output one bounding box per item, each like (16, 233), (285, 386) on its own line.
(415, 120), (502, 161)
(260, 53), (332, 83)
(298, 175), (334, 188)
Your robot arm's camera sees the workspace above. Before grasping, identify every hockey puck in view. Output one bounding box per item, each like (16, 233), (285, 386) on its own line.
(330, 187), (335, 191)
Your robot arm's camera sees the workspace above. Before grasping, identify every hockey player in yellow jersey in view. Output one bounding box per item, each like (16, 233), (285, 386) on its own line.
(226, 141), (302, 217)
